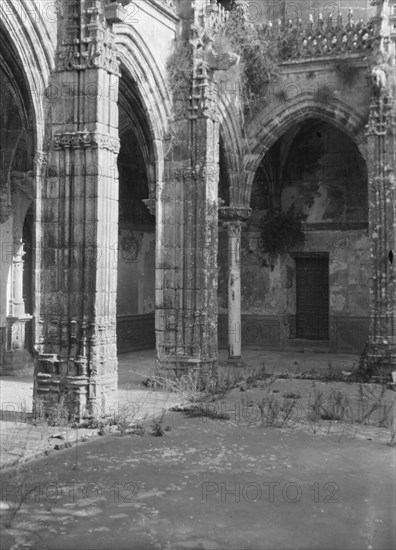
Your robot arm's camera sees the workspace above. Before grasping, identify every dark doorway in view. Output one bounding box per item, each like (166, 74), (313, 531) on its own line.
(296, 256), (329, 340)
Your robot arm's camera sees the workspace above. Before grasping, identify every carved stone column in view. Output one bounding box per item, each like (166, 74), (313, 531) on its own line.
(156, 0), (239, 384)
(34, 0), (121, 419)
(4, 238), (33, 374)
(3, 171), (35, 374)
(365, 93), (396, 374)
(219, 206), (251, 362)
(365, 0), (396, 375)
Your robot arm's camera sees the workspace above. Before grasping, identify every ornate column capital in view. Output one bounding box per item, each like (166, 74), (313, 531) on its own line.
(219, 205), (251, 227)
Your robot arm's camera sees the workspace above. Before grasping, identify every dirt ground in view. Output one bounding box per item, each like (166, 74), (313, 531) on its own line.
(1, 375), (394, 550)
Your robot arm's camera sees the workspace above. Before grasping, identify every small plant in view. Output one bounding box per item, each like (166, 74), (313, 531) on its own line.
(259, 206), (306, 261)
(166, 40), (193, 97)
(258, 395), (298, 428)
(141, 377), (156, 389)
(355, 383), (391, 426)
(216, 3), (280, 111)
(387, 416), (395, 447)
(151, 422), (165, 437)
(282, 391), (302, 399)
(129, 423), (146, 436)
(308, 388), (352, 423)
(1, 423), (38, 529)
(151, 411), (169, 436)
(3, 482), (36, 529)
(33, 395), (73, 428)
(148, 369), (218, 403)
(321, 362), (344, 382)
(177, 404), (231, 420)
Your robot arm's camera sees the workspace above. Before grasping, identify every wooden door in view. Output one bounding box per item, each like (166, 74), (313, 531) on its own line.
(296, 257), (329, 340)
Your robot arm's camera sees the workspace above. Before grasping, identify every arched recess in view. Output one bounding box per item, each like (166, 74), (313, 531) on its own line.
(241, 94), (368, 207)
(232, 115), (370, 355)
(114, 27), (171, 359)
(114, 24), (173, 202)
(0, 0), (53, 372)
(218, 98), (243, 206)
(0, 0), (54, 153)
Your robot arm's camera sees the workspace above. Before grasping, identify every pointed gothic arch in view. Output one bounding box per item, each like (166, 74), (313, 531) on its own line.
(241, 94), (368, 207)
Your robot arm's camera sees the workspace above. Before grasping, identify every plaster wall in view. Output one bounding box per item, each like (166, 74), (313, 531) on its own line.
(117, 226), (155, 317)
(265, 60), (371, 135)
(220, 115), (370, 352)
(219, 228), (369, 310)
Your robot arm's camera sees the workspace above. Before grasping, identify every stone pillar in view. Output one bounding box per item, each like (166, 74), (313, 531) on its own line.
(4, 238), (32, 374)
(365, 0), (396, 375)
(34, 0), (121, 419)
(156, 0), (239, 384)
(365, 93), (396, 374)
(219, 206), (251, 363)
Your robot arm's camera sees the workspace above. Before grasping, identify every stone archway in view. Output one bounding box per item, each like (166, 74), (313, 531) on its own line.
(236, 116), (370, 354)
(116, 70), (157, 356)
(33, 4), (172, 418)
(0, 21), (37, 374)
(241, 95), (368, 206)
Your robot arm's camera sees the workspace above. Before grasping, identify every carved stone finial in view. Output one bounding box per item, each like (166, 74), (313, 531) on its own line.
(370, 0), (396, 96)
(206, 47), (240, 71)
(371, 52), (395, 95)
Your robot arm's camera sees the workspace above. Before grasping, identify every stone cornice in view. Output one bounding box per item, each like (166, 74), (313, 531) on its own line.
(51, 131), (120, 153)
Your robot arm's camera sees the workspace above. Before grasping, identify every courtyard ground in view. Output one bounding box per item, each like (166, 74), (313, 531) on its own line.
(0, 350), (395, 549)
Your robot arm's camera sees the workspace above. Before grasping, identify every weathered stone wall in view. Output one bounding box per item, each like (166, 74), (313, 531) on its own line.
(219, 114), (371, 353)
(219, 229), (370, 352)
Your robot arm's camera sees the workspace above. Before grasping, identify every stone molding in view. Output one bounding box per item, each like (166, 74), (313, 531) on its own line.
(52, 131), (120, 153)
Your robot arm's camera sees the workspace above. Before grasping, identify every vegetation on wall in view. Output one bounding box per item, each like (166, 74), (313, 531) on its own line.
(166, 39), (193, 97)
(165, 2), (284, 116)
(259, 207), (306, 261)
(215, 2), (281, 109)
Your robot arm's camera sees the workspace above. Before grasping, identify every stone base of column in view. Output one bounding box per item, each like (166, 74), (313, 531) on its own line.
(364, 342), (396, 378)
(34, 355), (118, 421)
(2, 349), (33, 376)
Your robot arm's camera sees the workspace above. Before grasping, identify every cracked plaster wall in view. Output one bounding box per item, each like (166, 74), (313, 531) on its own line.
(218, 119), (370, 349)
